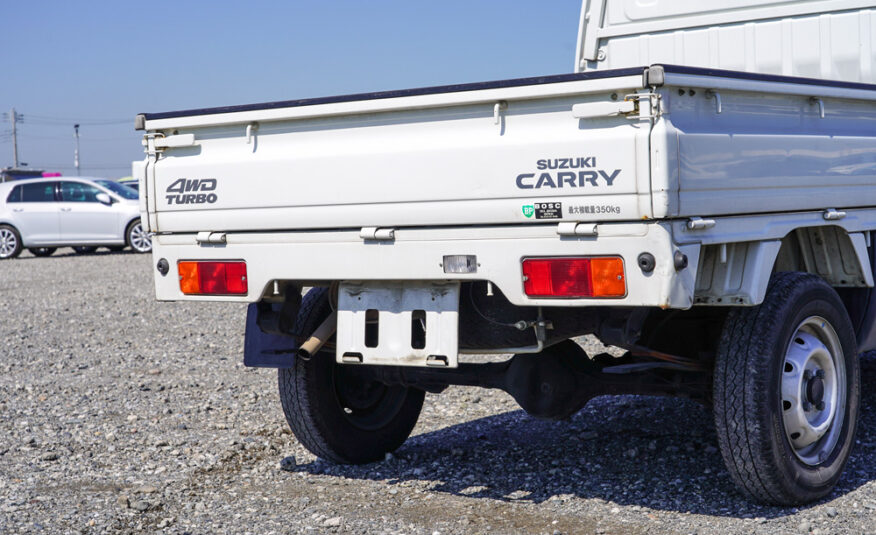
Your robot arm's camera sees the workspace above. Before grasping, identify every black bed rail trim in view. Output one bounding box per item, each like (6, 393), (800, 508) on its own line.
(657, 64), (876, 91)
(138, 64), (876, 125)
(138, 67), (647, 122)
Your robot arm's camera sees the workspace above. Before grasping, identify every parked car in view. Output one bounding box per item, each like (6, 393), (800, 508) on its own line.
(95, 179), (138, 198)
(117, 176), (139, 192)
(0, 177), (150, 259)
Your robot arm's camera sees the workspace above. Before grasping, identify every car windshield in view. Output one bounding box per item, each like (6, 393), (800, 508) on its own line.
(95, 180), (138, 200)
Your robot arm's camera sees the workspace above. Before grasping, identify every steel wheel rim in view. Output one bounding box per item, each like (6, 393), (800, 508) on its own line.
(334, 365), (408, 431)
(130, 223), (151, 252)
(781, 315), (846, 465)
(0, 229), (17, 258)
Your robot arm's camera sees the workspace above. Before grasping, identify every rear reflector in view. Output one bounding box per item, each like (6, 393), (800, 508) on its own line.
(522, 257), (625, 298)
(178, 261), (248, 295)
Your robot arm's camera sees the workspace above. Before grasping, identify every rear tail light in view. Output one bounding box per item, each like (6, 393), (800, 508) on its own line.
(178, 261), (248, 295)
(522, 257), (625, 298)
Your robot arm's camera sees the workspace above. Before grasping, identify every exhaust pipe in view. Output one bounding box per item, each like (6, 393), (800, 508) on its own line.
(296, 310), (337, 360)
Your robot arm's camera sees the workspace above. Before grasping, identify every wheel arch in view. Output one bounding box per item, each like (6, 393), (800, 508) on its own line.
(693, 225), (875, 351)
(123, 216), (141, 246)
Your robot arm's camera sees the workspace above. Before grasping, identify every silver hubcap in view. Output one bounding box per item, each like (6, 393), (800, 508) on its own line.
(130, 223), (151, 253)
(781, 316), (846, 465)
(0, 229), (17, 258)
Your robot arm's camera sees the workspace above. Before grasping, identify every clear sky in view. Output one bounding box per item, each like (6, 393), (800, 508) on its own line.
(1, 1), (583, 178)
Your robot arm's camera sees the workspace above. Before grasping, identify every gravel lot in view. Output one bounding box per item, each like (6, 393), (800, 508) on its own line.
(1, 250), (875, 534)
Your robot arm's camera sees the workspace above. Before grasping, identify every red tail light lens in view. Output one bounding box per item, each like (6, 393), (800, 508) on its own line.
(522, 257), (625, 298)
(178, 261), (248, 295)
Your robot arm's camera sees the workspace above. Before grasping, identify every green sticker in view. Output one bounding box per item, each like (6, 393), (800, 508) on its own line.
(522, 205), (534, 218)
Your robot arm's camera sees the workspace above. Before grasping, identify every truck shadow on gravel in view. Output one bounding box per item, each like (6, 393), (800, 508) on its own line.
(289, 352), (876, 518)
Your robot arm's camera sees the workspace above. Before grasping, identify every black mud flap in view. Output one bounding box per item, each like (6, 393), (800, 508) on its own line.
(243, 303), (298, 368)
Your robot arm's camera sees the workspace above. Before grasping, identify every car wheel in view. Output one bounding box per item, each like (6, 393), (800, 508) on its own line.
(28, 247), (57, 257)
(127, 219), (151, 253)
(72, 246), (98, 254)
(277, 288), (425, 464)
(0, 224), (23, 259)
(713, 272), (860, 505)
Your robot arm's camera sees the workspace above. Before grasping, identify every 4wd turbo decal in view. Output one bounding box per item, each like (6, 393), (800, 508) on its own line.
(515, 157), (621, 189)
(166, 178), (218, 205)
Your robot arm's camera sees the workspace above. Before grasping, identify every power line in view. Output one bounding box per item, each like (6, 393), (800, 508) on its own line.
(17, 113), (130, 126)
(3, 133), (138, 142)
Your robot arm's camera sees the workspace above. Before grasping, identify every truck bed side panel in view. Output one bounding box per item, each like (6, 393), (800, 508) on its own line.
(667, 87), (876, 216)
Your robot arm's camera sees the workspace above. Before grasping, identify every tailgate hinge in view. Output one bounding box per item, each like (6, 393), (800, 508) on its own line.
(556, 222), (598, 237)
(196, 231), (227, 244)
(359, 227), (395, 241)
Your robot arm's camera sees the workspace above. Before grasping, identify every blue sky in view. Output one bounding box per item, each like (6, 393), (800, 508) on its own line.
(1, 1), (582, 178)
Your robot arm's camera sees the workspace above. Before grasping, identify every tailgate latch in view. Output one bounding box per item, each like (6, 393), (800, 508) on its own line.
(571, 100), (636, 119)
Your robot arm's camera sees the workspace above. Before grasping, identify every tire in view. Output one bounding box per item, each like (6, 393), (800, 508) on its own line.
(277, 288), (425, 464)
(713, 272), (860, 505)
(72, 246), (97, 254)
(126, 219), (151, 253)
(0, 224), (22, 259)
(28, 247), (57, 257)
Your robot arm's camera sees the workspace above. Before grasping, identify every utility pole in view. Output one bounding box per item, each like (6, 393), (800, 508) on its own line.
(10, 107), (20, 168)
(73, 124), (80, 176)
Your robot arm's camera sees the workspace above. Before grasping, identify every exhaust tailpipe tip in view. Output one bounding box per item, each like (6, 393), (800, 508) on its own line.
(296, 310), (337, 362)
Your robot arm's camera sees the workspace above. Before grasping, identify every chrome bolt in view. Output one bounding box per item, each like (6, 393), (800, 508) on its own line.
(802, 401), (813, 411)
(815, 369), (825, 379)
(803, 369), (814, 380)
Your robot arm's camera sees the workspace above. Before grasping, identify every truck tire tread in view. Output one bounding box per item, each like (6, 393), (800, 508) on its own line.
(278, 288), (424, 464)
(713, 272), (859, 505)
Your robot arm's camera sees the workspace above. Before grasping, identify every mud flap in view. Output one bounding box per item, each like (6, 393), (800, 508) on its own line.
(243, 303), (298, 368)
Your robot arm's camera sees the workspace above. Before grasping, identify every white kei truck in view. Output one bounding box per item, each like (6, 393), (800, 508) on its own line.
(134, 0), (876, 505)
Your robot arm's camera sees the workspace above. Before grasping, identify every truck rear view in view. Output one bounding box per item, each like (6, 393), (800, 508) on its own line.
(135, 0), (876, 505)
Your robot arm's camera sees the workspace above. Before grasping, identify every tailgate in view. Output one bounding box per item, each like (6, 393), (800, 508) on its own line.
(139, 69), (655, 233)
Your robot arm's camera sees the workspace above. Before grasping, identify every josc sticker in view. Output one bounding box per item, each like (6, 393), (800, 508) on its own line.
(534, 202), (562, 220)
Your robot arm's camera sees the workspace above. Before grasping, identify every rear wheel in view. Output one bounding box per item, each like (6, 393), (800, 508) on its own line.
(277, 288), (425, 464)
(72, 246), (97, 254)
(0, 225), (22, 259)
(126, 219), (151, 253)
(28, 247), (56, 257)
(713, 272), (860, 505)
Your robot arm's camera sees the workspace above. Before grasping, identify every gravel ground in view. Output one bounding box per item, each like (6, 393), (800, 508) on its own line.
(1, 250), (875, 535)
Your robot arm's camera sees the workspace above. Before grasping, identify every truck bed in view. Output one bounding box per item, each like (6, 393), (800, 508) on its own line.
(137, 65), (876, 235)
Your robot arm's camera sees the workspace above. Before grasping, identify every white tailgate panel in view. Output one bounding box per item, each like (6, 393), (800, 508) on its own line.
(150, 90), (649, 232)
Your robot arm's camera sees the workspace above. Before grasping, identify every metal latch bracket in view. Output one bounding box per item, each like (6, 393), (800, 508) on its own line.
(687, 217), (716, 231)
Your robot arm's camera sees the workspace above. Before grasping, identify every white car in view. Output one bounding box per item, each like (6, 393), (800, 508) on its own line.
(0, 177), (150, 259)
